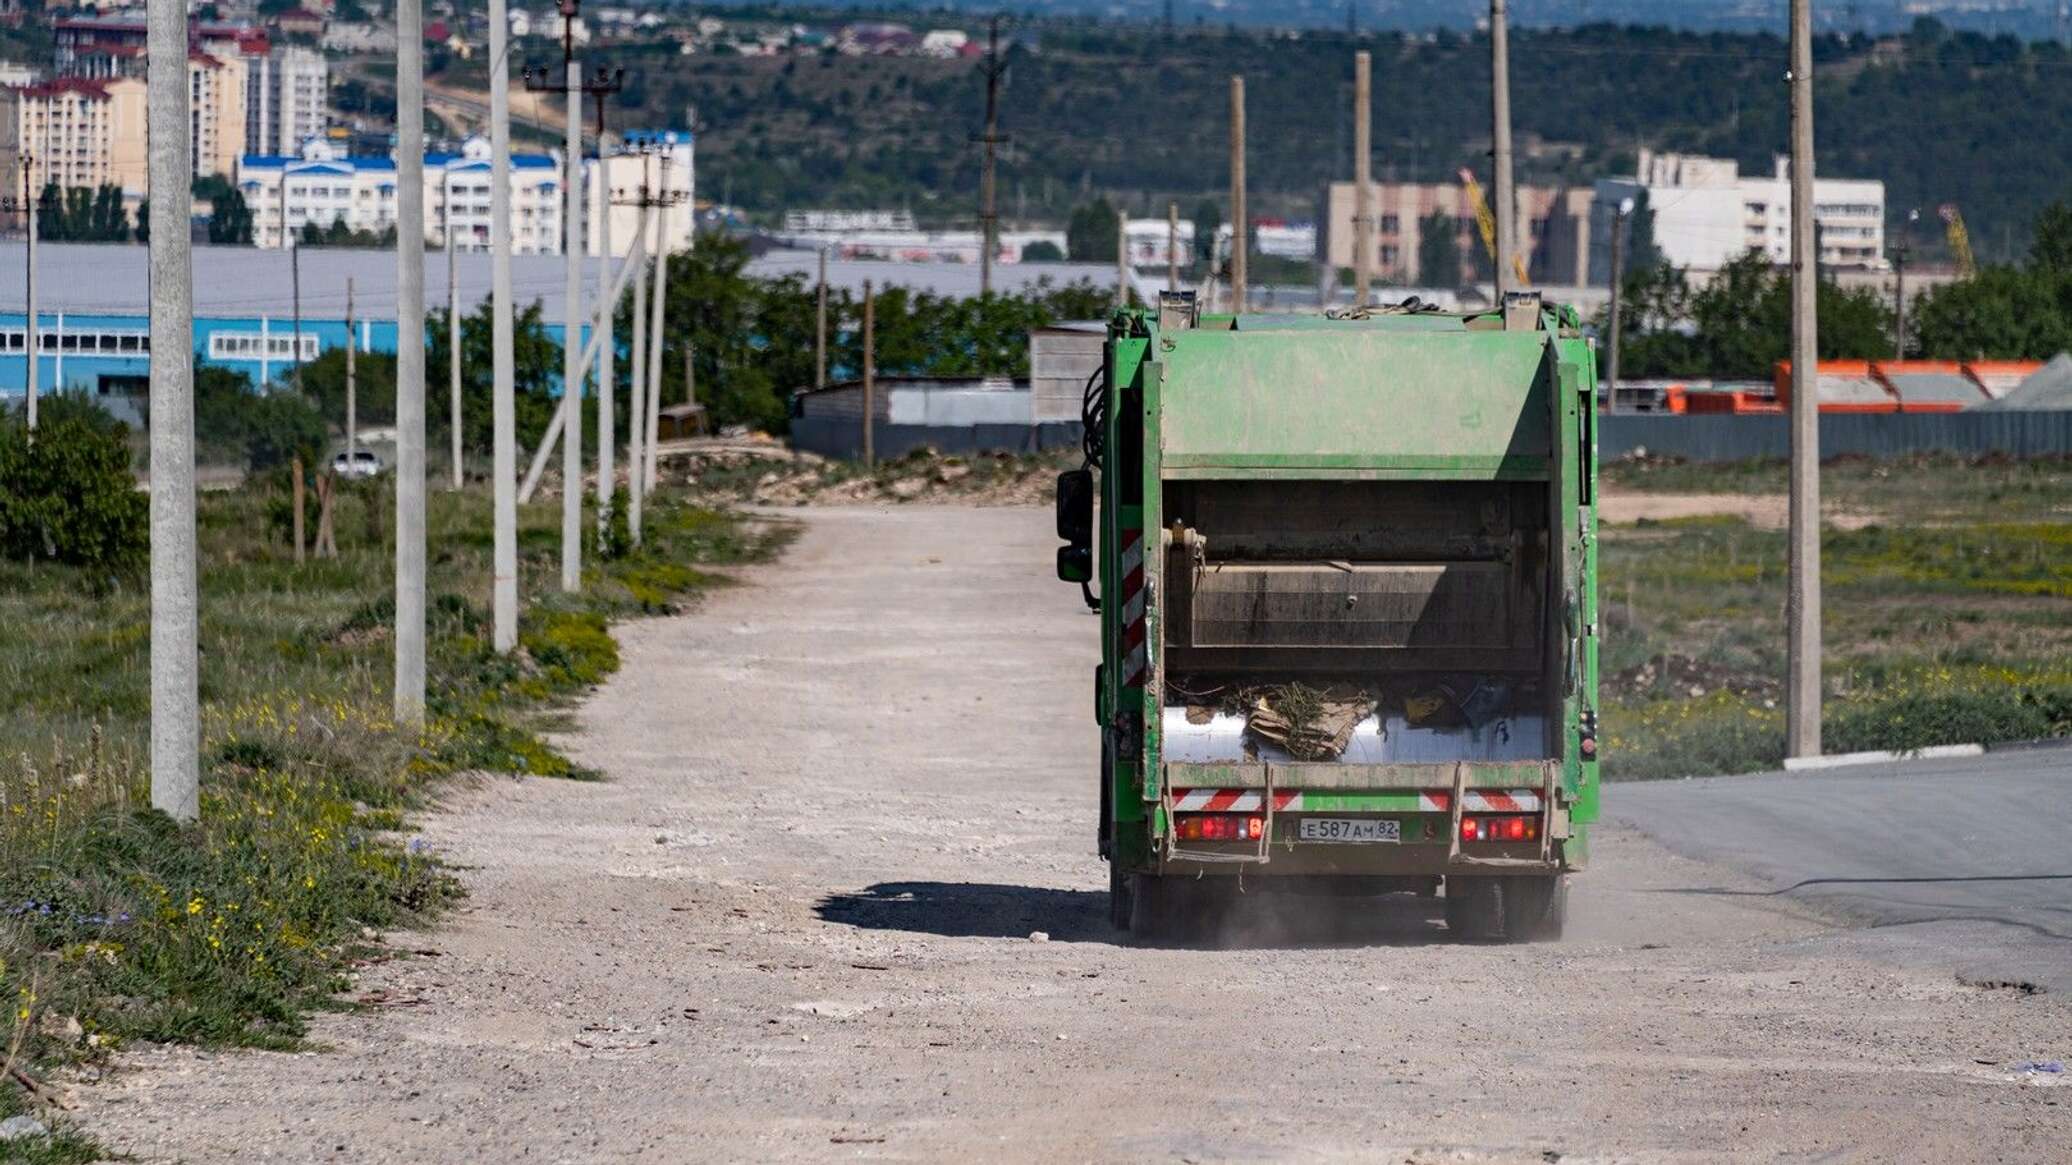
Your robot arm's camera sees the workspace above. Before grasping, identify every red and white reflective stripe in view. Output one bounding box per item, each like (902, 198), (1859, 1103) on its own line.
(1118, 528), (1147, 688)
(1170, 789), (1304, 813)
(1168, 789), (1542, 814)
(1418, 790), (1543, 813)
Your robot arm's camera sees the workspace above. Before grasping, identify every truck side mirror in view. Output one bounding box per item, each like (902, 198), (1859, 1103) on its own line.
(1057, 544), (1093, 584)
(1056, 469), (1093, 545)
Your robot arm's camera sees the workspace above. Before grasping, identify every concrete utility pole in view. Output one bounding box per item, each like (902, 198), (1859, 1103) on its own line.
(21, 153), (35, 430)
(448, 200), (463, 489)
(644, 154), (670, 492)
(1490, 0), (1516, 299)
(861, 279), (875, 469)
(595, 132), (616, 536)
(814, 247), (828, 391)
(1606, 198), (1631, 413)
(395, 0), (428, 729)
(560, 60), (584, 590)
(290, 217), (303, 392)
(147, 0), (197, 822)
(1167, 201), (1180, 291)
(1787, 0), (1821, 760)
(1229, 74), (1247, 314)
(976, 14), (1007, 298)
(627, 164), (649, 545)
(489, 0), (518, 653)
(1117, 208), (1130, 309)
(1353, 50), (1373, 309)
(345, 278), (357, 464)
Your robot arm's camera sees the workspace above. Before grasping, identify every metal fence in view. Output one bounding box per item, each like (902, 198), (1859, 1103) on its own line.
(789, 417), (1083, 462)
(787, 412), (2072, 464)
(1597, 412), (2072, 462)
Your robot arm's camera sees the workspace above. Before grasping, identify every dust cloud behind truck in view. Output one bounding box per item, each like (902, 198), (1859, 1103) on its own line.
(1055, 292), (1601, 941)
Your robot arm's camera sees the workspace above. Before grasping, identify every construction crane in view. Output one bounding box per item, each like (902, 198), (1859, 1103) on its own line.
(1458, 167), (1530, 287)
(1939, 203), (1976, 278)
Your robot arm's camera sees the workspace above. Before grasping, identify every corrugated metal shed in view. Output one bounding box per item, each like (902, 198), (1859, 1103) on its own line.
(1029, 322), (1104, 424)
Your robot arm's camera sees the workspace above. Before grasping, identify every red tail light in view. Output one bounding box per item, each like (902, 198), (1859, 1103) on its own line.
(1175, 814), (1258, 842)
(1461, 815), (1537, 844)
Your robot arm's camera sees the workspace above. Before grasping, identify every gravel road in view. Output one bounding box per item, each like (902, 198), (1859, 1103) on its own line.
(76, 505), (2069, 1162)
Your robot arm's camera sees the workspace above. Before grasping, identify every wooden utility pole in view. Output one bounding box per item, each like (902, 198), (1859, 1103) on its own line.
(1787, 0), (1821, 759)
(1166, 201), (1180, 291)
(1353, 50), (1373, 308)
(976, 14), (1007, 298)
(345, 278), (357, 466)
(1490, 0), (1516, 299)
(861, 279), (876, 469)
(1892, 228), (1911, 359)
(1229, 74), (1247, 314)
(147, 0), (198, 821)
(815, 246), (828, 391)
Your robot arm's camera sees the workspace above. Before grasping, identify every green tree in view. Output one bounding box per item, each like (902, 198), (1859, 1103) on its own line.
(1066, 198), (1120, 263)
(1683, 251), (1895, 377)
(425, 297), (565, 455)
(1416, 212), (1461, 286)
(1191, 200), (1222, 265)
(1021, 240), (1065, 262)
(209, 187), (255, 245)
(192, 363), (327, 471)
(0, 410), (149, 572)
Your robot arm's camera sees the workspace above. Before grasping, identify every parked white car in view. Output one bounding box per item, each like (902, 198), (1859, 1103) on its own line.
(331, 450), (386, 478)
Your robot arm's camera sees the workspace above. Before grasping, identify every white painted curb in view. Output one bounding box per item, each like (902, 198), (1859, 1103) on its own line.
(1783, 743), (1987, 772)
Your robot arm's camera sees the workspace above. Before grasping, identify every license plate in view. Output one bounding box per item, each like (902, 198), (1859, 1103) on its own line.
(1298, 818), (1401, 844)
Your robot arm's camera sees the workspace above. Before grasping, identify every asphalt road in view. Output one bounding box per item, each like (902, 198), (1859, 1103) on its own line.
(75, 505), (2071, 1163)
(1611, 751), (2072, 993)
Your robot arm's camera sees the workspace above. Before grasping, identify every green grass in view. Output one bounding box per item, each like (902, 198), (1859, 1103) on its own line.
(0, 480), (786, 1153)
(1598, 458), (2072, 778)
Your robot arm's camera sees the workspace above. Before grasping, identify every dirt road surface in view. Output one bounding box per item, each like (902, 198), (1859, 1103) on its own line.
(78, 506), (2069, 1162)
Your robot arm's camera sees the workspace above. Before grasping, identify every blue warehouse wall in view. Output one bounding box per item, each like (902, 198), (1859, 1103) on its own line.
(1, 311), (591, 399)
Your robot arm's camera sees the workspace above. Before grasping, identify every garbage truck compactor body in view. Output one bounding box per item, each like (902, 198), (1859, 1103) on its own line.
(1054, 294), (1600, 941)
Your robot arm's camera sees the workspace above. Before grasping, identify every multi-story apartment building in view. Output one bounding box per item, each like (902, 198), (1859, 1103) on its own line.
(0, 75), (148, 195)
(33, 17), (254, 185)
(1319, 179), (1596, 287)
(188, 48), (248, 179)
(1593, 149), (1887, 276)
(582, 130), (696, 257)
(238, 136), (565, 253)
(245, 43), (328, 157)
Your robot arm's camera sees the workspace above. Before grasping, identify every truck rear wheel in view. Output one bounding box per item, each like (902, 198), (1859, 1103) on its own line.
(1128, 875), (1225, 943)
(1107, 861), (1133, 931)
(1444, 876), (1567, 943)
(1503, 875), (1567, 942)
(1443, 876), (1505, 942)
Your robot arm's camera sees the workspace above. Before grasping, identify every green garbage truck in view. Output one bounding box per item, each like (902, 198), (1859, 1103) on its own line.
(1054, 292), (1600, 942)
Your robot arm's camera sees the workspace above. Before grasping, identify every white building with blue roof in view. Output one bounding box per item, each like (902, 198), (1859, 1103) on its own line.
(237, 135), (567, 253)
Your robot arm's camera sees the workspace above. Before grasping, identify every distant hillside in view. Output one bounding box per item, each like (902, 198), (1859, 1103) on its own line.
(591, 18), (2072, 260)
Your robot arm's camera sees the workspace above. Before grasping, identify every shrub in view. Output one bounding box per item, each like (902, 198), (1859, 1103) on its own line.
(0, 415), (149, 573)
(1826, 688), (2067, 753)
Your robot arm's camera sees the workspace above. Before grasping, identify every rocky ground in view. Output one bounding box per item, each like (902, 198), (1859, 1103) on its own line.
(69, 505), (2070, 1163)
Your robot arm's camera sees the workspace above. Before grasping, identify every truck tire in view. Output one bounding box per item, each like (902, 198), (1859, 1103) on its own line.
(1502, 875), (1567, 942)
(1445, 876), (1567, 943)
(1128, 875), (1224, 943)
(1443, 876), (1506, 942)
(1108, 861), (1134, 931)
